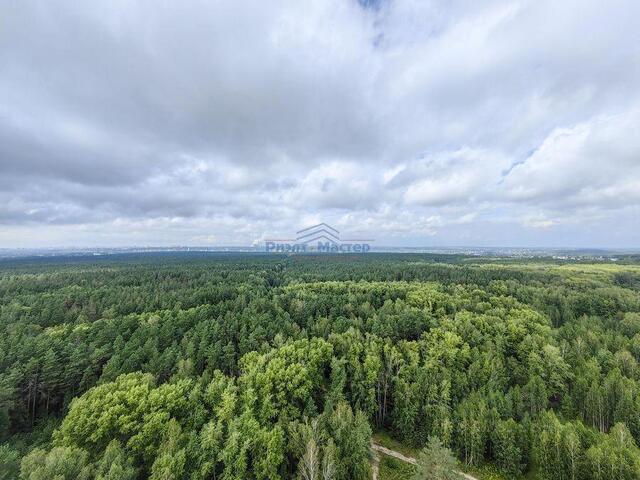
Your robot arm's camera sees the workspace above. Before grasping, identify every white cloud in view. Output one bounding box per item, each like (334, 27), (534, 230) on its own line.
(503, 108), (640, 207)
(402, 149), (511, 206)
(1, 0), (639, 247)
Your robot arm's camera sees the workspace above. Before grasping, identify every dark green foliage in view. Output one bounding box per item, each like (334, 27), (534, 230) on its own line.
(0, 444), (20, 480)
(1, 253), (640, 479)
(379, 455), (416, 480)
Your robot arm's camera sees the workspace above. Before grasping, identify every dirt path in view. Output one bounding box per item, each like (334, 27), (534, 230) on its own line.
(371, 442), (478, 480)
(372, 442), (417, 465)
(371, 447), (379, 480)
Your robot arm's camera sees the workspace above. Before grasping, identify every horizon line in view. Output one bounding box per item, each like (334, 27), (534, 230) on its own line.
(1, 245), (639, 252)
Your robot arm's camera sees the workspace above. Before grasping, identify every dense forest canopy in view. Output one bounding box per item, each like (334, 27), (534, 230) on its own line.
(1, 252), (640, 479)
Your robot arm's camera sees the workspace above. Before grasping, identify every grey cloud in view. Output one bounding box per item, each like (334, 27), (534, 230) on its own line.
(1, 0), (639, 247)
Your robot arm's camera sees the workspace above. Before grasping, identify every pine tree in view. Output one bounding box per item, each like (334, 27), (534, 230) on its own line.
(412, 436), (463, 480)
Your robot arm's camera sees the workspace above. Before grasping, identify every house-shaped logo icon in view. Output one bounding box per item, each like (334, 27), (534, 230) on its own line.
(296, 223), (341, 246)
(264, 222), (373, 253)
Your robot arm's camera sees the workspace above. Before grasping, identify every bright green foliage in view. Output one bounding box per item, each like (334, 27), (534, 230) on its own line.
(535, 410), (565, 479)
(219, 412), (285, 480)
(94, 440), (137, 480)
(55, 372), (192, 464)
(561, 423), (583, 480)
(324, 402), (372, 480)
(522, 375), (548, 416)
(531, 412), (640, 480)
(19, 446), (92, 480)
(1, 254), (640, 479)
(149, 419), (186, 480)
(585, 423), (640, 480)
(239, 338), (333, 423)
(491, 419), (523, 476)
(455, 394), (487, 466)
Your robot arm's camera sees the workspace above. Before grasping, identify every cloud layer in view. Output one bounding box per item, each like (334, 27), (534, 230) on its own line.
(1, 0), (639, 247)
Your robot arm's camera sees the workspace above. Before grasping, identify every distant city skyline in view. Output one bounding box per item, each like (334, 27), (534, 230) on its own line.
(1, 1), (639, 248)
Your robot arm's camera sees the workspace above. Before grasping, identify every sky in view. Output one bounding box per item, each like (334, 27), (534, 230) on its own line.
(1, 0), (640, 248)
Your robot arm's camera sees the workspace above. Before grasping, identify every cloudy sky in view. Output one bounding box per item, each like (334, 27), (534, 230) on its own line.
(1, 0), (640, 248)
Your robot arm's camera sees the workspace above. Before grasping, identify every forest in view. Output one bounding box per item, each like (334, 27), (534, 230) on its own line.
(1, 252), (640, 479)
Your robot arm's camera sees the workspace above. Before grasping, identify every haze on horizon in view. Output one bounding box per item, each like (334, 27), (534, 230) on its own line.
(1, 0), (639, 249)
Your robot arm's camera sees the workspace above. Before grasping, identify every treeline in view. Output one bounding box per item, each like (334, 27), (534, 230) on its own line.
(1, 253), (640, 479)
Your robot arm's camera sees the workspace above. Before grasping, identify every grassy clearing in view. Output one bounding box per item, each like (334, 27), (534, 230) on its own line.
(373, 431), (518, 480)
(464, 463), (513, 480)
(373, 431), (420, 458)
(378, 454), (416, 480)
